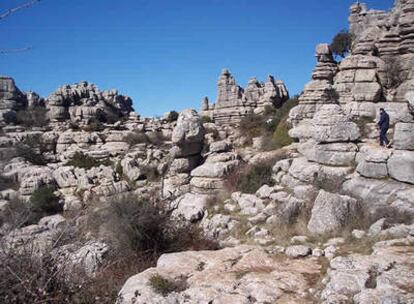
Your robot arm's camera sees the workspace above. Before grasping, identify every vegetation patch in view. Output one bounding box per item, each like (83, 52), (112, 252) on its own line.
(66, 152), (112, 169)
(30, 185), (62, 221)
(238, 96), (298, 151)
(15, 135), (47, 165)
(149, 274), (188, 296)
(330, 29), (354, 59)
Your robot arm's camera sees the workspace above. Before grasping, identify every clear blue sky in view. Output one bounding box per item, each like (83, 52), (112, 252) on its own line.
(1, 0), (393, 117)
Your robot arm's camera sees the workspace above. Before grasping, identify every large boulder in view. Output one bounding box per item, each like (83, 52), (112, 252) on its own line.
(388, 150), (414, 184)
(312, 104), (360, 143)
(307, 190), (359, 236)
(171, 109), (204, 148)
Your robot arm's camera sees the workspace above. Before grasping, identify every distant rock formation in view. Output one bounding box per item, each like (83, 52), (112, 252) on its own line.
(0, 76), (27, 125)
(46, 81), (133, 124)
(201, 69), (289, 125)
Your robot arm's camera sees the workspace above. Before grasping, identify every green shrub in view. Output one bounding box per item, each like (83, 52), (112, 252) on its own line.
(236, 163), (274, 194)
(201, 115), (213, 123)
(330, 30), (354, 59)
(66, 152), (112, 169)
(30, 186), (62, 221)
(101, 194), (219, 256)
(271, 120), (293, 148)
(385, 58), (407, 89)
(15, 135), (47, 165)
(239, 96), (299, 149)
(16, 107), (49, 128)
(149, 274), (187, 296)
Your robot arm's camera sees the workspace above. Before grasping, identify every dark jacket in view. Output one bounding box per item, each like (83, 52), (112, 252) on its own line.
(378, 111), (390, 130)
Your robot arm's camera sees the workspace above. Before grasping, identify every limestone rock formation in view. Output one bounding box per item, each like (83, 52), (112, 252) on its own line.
(201, 69), (289, 125)
(117, 245), (325, 304)
(46, 81), (133, 124)
(0, 76), (27, 125)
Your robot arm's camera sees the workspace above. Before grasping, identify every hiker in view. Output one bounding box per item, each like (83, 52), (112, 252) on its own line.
(378, 108), (390, 147)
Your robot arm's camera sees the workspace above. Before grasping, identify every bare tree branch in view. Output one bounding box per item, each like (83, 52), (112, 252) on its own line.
(0, 0), (40, 21)
(0, 47), (32, 54)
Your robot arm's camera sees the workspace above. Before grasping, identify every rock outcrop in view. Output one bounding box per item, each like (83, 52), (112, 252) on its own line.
(201, 69), (289, 125)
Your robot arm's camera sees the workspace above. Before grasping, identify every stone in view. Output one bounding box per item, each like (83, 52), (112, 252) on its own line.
(171, 109), (204, 147)
(255, 184), (276, 199)
(285, 245), (312, 258)
(231, 192), (265, 216)
(312, 104), (360, 143)
(308, 190), (359, 236)
(393, 122), (414, 150)
(209, 140), (230, 153)
(38, 214), (66, 230)
(20, 167), (55, 196)
(388, 150), (414, 184)
(171, 193), (209, 222)
(299, 140), (358, 166)
(117, 245), (324, 304)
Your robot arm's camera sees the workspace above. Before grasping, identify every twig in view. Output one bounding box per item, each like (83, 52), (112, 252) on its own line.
(0, 47), (32, 54)
(0, 0), (40, 20)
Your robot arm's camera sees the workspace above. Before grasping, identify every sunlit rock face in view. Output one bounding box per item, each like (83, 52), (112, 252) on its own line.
(201, 69), (289, 125)
(45, 81), (133, 123)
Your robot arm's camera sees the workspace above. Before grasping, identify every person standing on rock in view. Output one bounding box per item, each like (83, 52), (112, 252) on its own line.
(378, 108), (390, 148)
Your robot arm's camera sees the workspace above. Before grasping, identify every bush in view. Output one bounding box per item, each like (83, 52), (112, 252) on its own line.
(385, 58), (406, 89)
(0, 175), (18, 191)
(30, 186), (62, 218)
(15, 135), (47, 165)
(330, 30), (354, 58)
(239, 95), (299, 151)
(16, 107), (49, 128)
(66, 152), (112, 169)
(201, 115), (213, 123)
(225, 161), (275, 194)
(103, 195), (218, 255)
(149, 274), (188, 296)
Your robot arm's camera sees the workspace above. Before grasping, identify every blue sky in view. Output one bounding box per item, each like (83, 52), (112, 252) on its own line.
(1, 0), (393, 117)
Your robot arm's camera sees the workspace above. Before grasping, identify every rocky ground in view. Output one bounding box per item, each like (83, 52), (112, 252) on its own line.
(1, 1), (414, 303)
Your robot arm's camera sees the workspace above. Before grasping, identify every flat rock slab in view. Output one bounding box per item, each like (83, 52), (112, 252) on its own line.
(117, 245), (325, 304)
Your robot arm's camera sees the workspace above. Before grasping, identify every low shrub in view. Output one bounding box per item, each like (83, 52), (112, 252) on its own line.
(330, 29), (354, 59)
(0, 175), (18, 191)
(385, 58), (407, 89)
(149, 274), (188, 296)
(238, 96), (298, 150)
(66, 152), (112, 169)
(30, 185), (62, 219)
(16, 107), (49, 128)
(103, 195), (219, 255)
(15, 135), (47, 165)
(226, 161), (275, 194)
(201, 115), (213, 123)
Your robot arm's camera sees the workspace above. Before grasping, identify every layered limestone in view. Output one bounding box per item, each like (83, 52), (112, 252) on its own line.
(289, 44), (338, 138)
(46, 81), (133, 123)
(201, 69), (289, 125)
(0, 76), (27, 125)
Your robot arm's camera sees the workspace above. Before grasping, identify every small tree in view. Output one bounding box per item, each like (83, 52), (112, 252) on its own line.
(330, 30), (354, 59)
